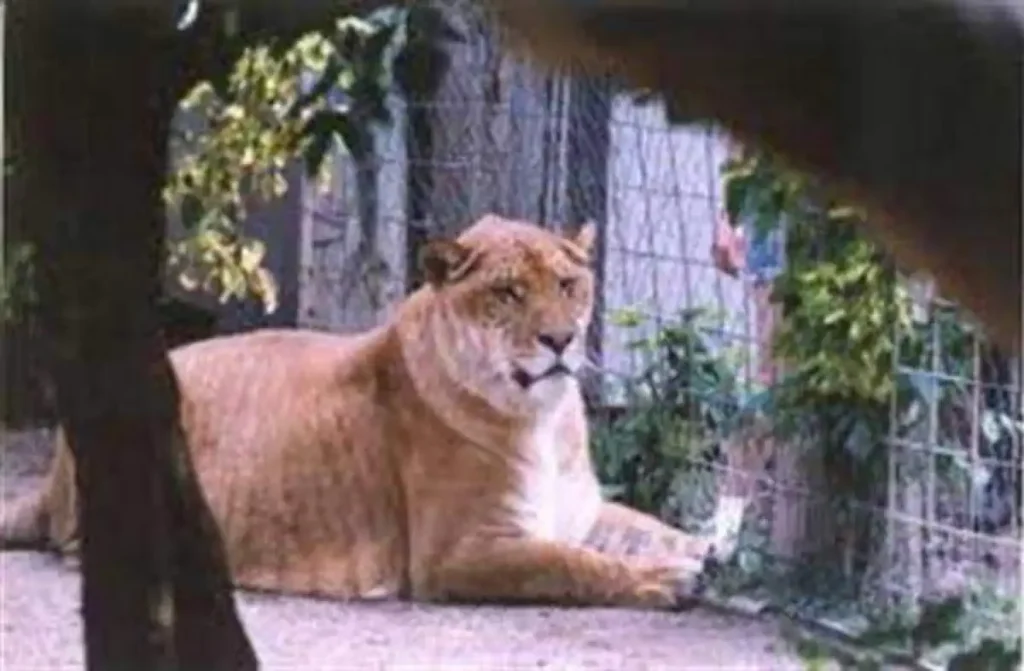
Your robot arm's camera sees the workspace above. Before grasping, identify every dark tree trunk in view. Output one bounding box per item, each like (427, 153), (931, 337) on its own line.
(8, 6), (257, 670)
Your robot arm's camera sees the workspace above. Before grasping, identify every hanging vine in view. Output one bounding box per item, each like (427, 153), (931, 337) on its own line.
(721, 147), (915, 459)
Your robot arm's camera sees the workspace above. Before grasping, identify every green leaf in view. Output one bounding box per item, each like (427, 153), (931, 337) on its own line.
(609, 308), (646, 328)
(251, 267), (279, 315)
(238, 239), (266, 273)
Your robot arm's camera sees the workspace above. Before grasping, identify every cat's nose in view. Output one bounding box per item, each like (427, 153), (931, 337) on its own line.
(537, 331), (574, 355)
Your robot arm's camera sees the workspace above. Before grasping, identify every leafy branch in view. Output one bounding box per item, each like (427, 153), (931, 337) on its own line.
(163, 6), (461, 312)
(720, 147), (918, 474)
(165, 16), (396, 312)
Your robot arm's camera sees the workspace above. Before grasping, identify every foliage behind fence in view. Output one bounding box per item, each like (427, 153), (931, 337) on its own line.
(291, 4), (1024, 665)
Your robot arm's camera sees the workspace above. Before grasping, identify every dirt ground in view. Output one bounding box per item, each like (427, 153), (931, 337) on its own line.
(0, 430), (807, 670)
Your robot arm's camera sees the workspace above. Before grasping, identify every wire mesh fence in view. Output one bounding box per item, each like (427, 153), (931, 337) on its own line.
(1, 0), (1020, 665)
(295, 1), (1022, 658)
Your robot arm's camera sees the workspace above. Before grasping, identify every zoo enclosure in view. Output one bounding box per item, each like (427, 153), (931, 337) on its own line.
(0, 0), (1018, 662)
(296, 2), (1022, 655)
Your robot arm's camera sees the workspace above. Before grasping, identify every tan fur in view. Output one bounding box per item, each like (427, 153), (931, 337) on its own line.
(1, 215), (726, 609)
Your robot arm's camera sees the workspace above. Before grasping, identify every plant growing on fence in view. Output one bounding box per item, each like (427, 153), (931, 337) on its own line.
(722, 148), (910, 453)
(720, 149), (912, 586)
(720, 148), (995, 465)
(722, 147), (1018, 509)
(591, 306), (742, 519)
(796, 595), (1021, 670)
(721, 147), (1021, 669)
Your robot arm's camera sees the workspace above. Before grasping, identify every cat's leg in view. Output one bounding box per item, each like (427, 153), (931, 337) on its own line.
(585, 500), (744, 575)
(420, 536), (703, 609)
(585, 425), (773, 572)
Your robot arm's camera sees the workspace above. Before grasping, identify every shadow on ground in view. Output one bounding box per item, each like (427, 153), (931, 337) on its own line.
(1, 429), (805, 670)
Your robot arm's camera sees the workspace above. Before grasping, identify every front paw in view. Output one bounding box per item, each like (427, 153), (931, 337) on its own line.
(671, 497), (750, 607)
(627, 561), (694, 609)
(631, 558), (714, 611)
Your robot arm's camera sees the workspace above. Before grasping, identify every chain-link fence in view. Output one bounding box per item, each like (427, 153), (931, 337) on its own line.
(296, 2), (1021, 659)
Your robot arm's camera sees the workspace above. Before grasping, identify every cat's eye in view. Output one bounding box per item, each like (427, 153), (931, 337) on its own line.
(558, 277), (578, 296)
(492, 282), (524, 304)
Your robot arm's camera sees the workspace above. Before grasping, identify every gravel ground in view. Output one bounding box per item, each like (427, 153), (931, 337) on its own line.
(1, 430), (806, 670)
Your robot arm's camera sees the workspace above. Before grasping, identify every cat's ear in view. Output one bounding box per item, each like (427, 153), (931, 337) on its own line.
(419, 239), (476, 287)
(562, 220), (597, 264)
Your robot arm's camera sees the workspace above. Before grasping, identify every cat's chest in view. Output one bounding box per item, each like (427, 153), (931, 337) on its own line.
(510, 424), (600, 543)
